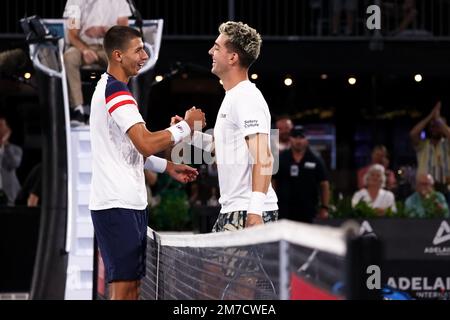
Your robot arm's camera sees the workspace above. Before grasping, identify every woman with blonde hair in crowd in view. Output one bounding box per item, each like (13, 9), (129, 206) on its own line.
(352, 164), (397, 215)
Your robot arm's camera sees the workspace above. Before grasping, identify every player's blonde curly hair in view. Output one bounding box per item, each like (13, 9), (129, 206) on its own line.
(218, 21), (262, 68)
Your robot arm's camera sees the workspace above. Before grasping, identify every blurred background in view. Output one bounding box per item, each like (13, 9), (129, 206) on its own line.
(1, 0), (450, 300)
(2, 0), (450, 223)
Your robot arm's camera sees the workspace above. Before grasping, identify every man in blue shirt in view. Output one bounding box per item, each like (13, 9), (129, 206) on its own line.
(405, 173), (449, 218)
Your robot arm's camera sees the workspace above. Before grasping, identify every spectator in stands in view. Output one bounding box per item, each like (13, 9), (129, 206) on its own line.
(0, 116), (23, 206)
(63, 0), (132, 126)
(357, 145), (397, 191)
(383, 0), (419, 36)
(206, 186), (219, 207)
(273, 125), (330, 223)
(271, 116), (293, 178)
(397, 0), (418, 34)
(352, 164), (397, 215)
(274, 116), (294, 152)
(15, 163), (42, 207)
(410, 101), (450, 204)
(331, 0), (357, 36)
(188, 182), (202, 207)
(405, 173), (449, 218)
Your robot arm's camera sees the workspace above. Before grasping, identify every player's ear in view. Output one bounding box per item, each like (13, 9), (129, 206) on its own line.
(112, 50), (122, 63)
(229, 52), (239, 65)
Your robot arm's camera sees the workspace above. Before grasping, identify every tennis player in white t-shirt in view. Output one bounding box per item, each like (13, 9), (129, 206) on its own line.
(89, 26), (205, 300)
(172, 21), (278, 230)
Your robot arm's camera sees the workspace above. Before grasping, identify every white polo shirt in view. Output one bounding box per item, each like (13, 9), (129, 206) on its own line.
(89, 73), (146, 210)
(214, 80), (278, 213)
(351, 188), (397, 212)
(63, 0), (132, 46)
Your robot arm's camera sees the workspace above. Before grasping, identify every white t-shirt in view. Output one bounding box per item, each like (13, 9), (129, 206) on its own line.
(63, 0), (132, 46)
(351, 188), (397, 212)
(89, 73), (146, 210)
(214, 80), (278, 213)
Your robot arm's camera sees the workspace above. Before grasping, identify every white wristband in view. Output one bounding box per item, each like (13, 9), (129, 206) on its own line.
(144, 156), (167, 173)
(190, 131), (214, 152)
(247, 191), (266, 216)
(166, 120), (191, 144)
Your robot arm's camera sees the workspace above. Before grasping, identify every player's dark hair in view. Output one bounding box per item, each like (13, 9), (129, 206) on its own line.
(103, 26), (142, 58)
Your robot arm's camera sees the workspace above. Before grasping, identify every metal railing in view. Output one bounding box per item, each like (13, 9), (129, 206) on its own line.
(2, 0), (450, 40)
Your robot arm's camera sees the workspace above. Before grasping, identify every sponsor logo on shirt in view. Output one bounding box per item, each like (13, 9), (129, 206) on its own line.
(176, 124), (184, 133)
(244, 119), (259, 128)
(220, 113), (227, 118)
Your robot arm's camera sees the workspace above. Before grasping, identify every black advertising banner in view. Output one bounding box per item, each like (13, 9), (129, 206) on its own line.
(317, 218), (450, 299)
(358, 219), (450, 261)
(383, 260), (450, 300)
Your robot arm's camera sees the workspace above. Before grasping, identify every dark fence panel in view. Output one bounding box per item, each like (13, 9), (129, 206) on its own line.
(2, 0), (450, 39)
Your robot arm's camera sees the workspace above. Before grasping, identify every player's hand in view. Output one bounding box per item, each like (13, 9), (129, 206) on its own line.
(185, 107), (206, 131)
(82, 49), (99, 64)
(430, 100), (441, 120)
(170, 115), (184, 126)
(166, 162), (198, 183)
(245, 213), (263, 228)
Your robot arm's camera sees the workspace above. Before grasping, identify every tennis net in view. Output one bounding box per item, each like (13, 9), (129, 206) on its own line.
(132, 219), (379, 300)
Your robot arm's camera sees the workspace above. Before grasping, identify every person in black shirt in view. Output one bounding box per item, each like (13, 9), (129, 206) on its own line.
(15, 163), (42, 207)
(273, 125), (330, 223)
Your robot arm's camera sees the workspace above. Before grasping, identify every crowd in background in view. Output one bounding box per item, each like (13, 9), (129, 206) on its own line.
(2, 99), (450, 224)
(177, 100), (450, 224)
(0, 0), (448, 228)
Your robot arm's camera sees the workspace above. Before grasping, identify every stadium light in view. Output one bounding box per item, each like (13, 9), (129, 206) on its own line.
(284, 77), (293, 86)
(348, 77), (357, 85)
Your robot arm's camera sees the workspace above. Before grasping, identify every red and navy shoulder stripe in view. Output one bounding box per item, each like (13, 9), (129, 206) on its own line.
(105, 74), (138, 114)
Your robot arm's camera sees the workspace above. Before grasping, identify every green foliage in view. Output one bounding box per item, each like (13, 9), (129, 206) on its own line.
(330, 197), (383, 218)
(151, 191), (190, 231)
(329, 197), (409, 219)
(149, 176), (191, 231)
(408, 192), (449, 218)
(422, 192), (448, 218)
(390, 201), (410, 218)
(329, 193), (447, 219)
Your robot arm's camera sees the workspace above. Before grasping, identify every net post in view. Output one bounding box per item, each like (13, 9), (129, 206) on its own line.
(343, 221), (382, 300)
(152, 230), (161, 300)
(279, 240), (290, 300)
(92, 235), (98, 300)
